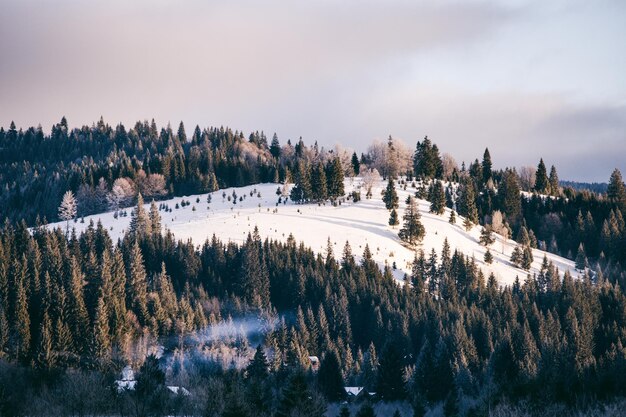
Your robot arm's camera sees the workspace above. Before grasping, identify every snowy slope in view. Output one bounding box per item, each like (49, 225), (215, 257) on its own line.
(48, 178), (580, 286)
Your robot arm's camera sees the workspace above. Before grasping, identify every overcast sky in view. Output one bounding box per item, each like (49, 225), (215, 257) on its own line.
(1, 0), (625, 182)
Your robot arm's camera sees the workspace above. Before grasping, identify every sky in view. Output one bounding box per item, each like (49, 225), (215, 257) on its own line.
(1, 0), (625, 182)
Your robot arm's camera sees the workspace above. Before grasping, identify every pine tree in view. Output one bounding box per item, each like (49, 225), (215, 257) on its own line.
(534, 158), (550, 194)
(13, 259), (31, 362)
(399, 197), (425, 245)
(463, 216), (473, 231)
(388, 209), (399, 227)
(449, 210), (456, 224)
(276, 371), (326, 417)
(68, 256), (89, 353)
(149, 200), (161, 236)
(383, 177), (399, 210)
(521, 246), (533, 270)
(377, 342), (405, 401)
(270, 133), (281, 159)
(482, 148), (493, 185)
(35, 311), (54, 369)
(328, 157), (345, 199)
(498, 169), (522, 223)
(247, 344), (269, 380)
(127, 241), (149, 324)
(91, 294), (111, 361)
(484, 248), (493, 264)
(510, 245), (522, 267)
(351, 152), (360, 176)
(317, 350), (346, 402)
(458, 177), (478, 225)
(607, 168), (626, 210)
(311, 162), (328, 202)
(429, 180), (446, 215)
(129, 193), (150, 238)
(479, 225), (495, 246)
(575, 243), (588, 270)
(549, 165), (559, 196)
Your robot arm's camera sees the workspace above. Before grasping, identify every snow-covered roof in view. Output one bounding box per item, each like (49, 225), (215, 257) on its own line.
(344, 386), (364, 396)
(167, 386), (191, 396)
(115, 380), (137, 392)
(121, 365), (134, 381)
(308, 356), (319, 363)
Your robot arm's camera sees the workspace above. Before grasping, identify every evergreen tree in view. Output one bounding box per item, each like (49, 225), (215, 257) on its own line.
(129, 193), (150, 238)
(549, 165), (559, 196)
(429, 180), (446, 215)
(607, 168), (626, 211)
(575, 243), (588, 270)
(534, 158), (550, 194)
(355, 403), (376, 417)
(270, 133), (281, 159)
(510, 245), (522, 267)
(449, 210), (456, 224)
(498, 169), (521, 223)
(133, 354), (167, 416)
(479, 225), (495, 246)
(91, 294), (111, 362)
(149, 200), (161, 236)
(377, 342), (405, 401)
(388, 209), (399, 227)
(276, 371), (326, 417)
(311, 162), (328, 202)
(351, 152), (361, 176)
(382, 177), (399, 210)
(458, 177), (478, 225)
(35, 311), (54, 369)
(127, 241), (149, 324)
(484, 248), (493, 264)
(328, 157), (345, 199)
(399, 197), (425, 245)
(317, 350), (346, 402)
(246, 344), (269, 380)
(482, 148), (493, 185)
(521, 246), (533, 270)
(12, 258), (31, 361)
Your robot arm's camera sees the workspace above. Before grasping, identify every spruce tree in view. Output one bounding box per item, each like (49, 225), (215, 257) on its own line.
(458, 177), (478, 225)
(429, 180), (446, 215)
(35, 311), (54, 370)
(91, 294), (111, 361)
(482, 147), (493, 185)
(351, 152), (360, 176)
(129, 193), (150, 238)
(311, 162), (328, 202)
(383, 177), (399, 210)
(399, 197), (425, 245)
(127, 241), (149, 324)
(328, 157), (345, 199)
(388, 209), (399, 227)
(607, 168), (626, 210)
(521, 246), (533, 270)
(247, 344), (269, 380)
(479, 225), (495, 246)
(549, 165), (559, 196)
(575, 243), (588, 270)
(377, 342), (405, 401)
(270, 133), (281, 159)
(276, 371), (326, 417)
(534, 158), (550, 194)
(449, 210), (456, 224)
(317, 350), (346, 402)
(484, 248), (493, 264)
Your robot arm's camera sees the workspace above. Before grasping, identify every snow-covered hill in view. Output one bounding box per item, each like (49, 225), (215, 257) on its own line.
(49, 178), (580, 286)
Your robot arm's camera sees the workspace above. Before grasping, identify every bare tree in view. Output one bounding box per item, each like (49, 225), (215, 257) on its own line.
(361, 168), (381, 199)
(518, 166), (536, 191)
(108, 177), (137, 210)
(441, 153), (458, 180)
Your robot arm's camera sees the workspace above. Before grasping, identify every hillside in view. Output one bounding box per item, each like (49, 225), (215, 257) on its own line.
(48, 177), (580, 286)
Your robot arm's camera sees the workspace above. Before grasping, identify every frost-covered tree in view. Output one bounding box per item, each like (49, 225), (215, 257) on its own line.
(58, 190), (77, 232)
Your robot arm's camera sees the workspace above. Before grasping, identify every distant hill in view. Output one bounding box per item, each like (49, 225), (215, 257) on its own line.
(560, 180), (607, 194)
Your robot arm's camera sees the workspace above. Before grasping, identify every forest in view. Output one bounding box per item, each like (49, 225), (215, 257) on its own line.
(0, 119), (626, 416)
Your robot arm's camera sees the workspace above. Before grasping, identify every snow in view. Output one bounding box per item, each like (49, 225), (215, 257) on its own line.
(49, 177), (580, 286)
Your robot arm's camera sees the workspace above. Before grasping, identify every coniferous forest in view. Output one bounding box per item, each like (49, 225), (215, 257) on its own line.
(0, 119), (626, 416)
